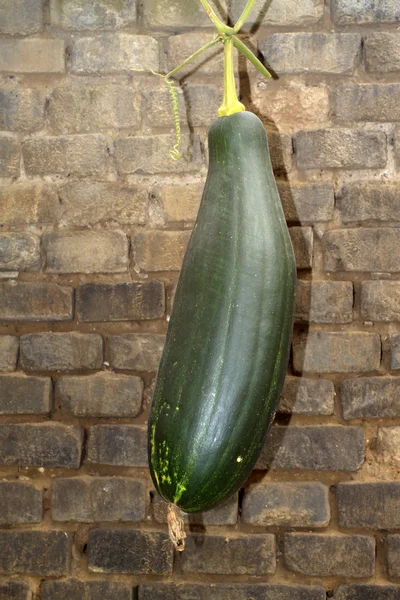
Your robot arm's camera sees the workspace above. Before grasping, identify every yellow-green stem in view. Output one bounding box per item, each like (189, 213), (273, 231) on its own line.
(233, 0), (256, 32)
(218, 37), (245, 117)
(198, 0), (234, 34)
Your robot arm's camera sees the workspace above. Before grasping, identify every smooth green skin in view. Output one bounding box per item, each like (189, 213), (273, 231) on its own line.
(148, 111), (296, 513)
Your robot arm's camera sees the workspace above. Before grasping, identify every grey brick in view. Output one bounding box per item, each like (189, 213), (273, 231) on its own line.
(293, 331), (381, 374)
(332, 0), (400, 24)
(23, 134), (107, 176)
(152, 492), (238, 526)
(333, 84), (400, 122)
(41, 579), (132, 600)
(0, 87), (45, 132)
(0, 336), (18, 372)
(0, 582), (31, 600)
(257, 426), (365, 471)
(0, 234), (40, 271)
(387, 535), (400, 577)
(0, 183), (60, 227)
(167, 32), (225, 77)
(52, 477), (146, 523)
(284, 533), (375, 577)
(43, 231), (128, 274)
(144, 0), (226, 28)
(76, 282), (164, 322)
(376, 427), (400, 469)
(259, 33), (361, 75)
(133, 231), (190, 271)
(0, 0), (43, 34)
(0, 482), (42, 525)
(335, 585), (400, 600)
(242, 482), (330, 527)
(230, 0), (324, 27)
(0, 39), (65, 73)
(0, 134), (20, 177)
(0, 423), (83, 468)
(20, 332), (103, 372)
(140, 583), (326, 600)
(289, 227), (313, 269)
(361, 281), (400, 322)
(56, 373), (142, 418)
(279, 376), (335, 416)
(337, 482), (400, 529)
(268, 131), (293, 173)
(277, 183), (334, 224)
(340, 184), (400, 223)
(342, 377), (400, 419)
(365, 33), (400, 73)
(324, 228), (400, 272)
(88, 529), (172, 574)
(392, 334), (400, 370)
(50, 0), (136, 29)
(295, 129), (387, 170)
(0, 374), (51, 415)
(296, 280), (353, 323)
(108, 334), (165, 372)
(0, 283), (73, 322)
(87, 425), (147, 467)
(70, 34), (158, 74)
(0, 531), (70, 576)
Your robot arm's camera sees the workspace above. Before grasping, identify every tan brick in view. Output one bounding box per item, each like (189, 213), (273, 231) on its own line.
(0, 234), (40, 271)
(144, 0), (226, 28)
(0, 337), (19, 373)
(0, 183), (60, 228)
(278, 183), (334, 223)
(289, 227), (313, 269)
(0, 39), (65, 73)
(50, 0), (137, 29)
(133, 231), (190, 272)
(254, 84), (329, 126)
(156, 183), (202, 223)
(0, 87), (46, 132)
(0, 0), (43, 34)
(296, 280), (353, 323)
(230, 0), (324, 27)
(365, 33), (400, 73)
(0, 282), (73, 322)
(168, 32), (226, 76)
(0, 134), (20, 177)
(377, 427), (400, 468)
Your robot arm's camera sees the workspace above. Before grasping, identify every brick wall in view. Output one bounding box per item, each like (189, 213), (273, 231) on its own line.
(0, 0), (399, 598)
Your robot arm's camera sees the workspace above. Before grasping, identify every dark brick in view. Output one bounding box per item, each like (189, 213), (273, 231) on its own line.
(0, 182), (59, 228)
(0, 234), (40, 271)
(267, 131), (293, 173)
(181, 533), (276, 575)
(108, 334), (165, 372)
(56, 373), (142, 418)
(0, 336), (18, 372)
(296, 280), (353, 323)
(278, 182), (334, 224)
(50, 0), (136, 30)
(284, 533), (375, 577)
(0, 531), (70, 576)
(387, 535), (400, 577)
(342, 377), (400, 419)
(333, 84), (400, 122)
(0, 39), (64, 74)
(257, 426), (365, 471)
(242, 482), (330, 527)
(340, 184), (400, 223)
(20, 332), (103, 372)
(0, 0), (42, 34)
(289, 227), (313, 269)
(87, 425), (147, 467)
(365, 33), (400, 73)
(0, 374), (51, 415)
(52, 477), (146, 523)
(0, 582), (31, 600)
(0, 482), (42, 524)
(152, 492), (238, 526)
(279, 376), (335, 416)
(337, 482), (400, 529)
(332, 0), (400, 24)
(0, 283), (73, 322)
(88, 529), (172, 574)
(77, 282), (164, 322)
(0, 87), (45, 132)
(392, 334), (400, 370)
(0, 423), (83, 468)
(0, 134), (20, 177)
(361, 281), (400, 322)
(41, 579), (132, 600)
(335, 585), (400, 600)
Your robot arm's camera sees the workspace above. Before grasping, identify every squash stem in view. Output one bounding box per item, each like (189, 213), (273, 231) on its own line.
(198, 0), (234, 34)
(167, 504), (186, 552)
(218, 36), (245, 117)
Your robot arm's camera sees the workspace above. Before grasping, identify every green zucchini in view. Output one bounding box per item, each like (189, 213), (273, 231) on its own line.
(148, 111), (296, 514)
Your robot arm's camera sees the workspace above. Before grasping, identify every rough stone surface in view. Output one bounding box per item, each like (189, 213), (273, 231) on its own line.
(0, 39), (65, 73)
(87, 425), (147, 467)
(0, 87), (45, 132)
(284, 533), (375, 577)
(155, 183), (202, 223)
(76, 282), (164, 322)
(0, 283), (73, 322)
(0, 373), (51, 415)
(337, 482), (400, 529)
(167, 32), (226, 76)
(144, 0), (226, 28)
(293, 332), (381, 374)
(387, 535), (400, 577)
(140, 583), (326, 600)
(0, 336), (18, 372)
(0, 0), (43, 34)
(289, 227), (313, 269)
(257, 426), (365, 471)
(335, 585), (400, 600)
(230, 0), (324, 27)
(254, 85), (329, 128)
(342, 377), (400, 419)
(0, 482), (42, 525)
(0, 423), (83, 468)
(181, 534), (276, 576)
(333, 84), (400, 122)
(268, 131), (293, 172)
(0, 531), (70, 576)
(242, 482), (330, 527)
(108, 334), (165, 372)
(376, 427), (400, 468)
(41, 580), (132, 600)
(133, 231), (190, 272)
(0, 234), (40, 271)
(0, 582), (31, 600)
(295, 280), (353, 323)
(52, 477), (146, 523)
(56, 373), (143, 418)
(279, 376), (335, 415)
(277, 182), (334, 224)
(365, 33), (400, 73)
(331, 0), (400, 24)
(339, 184), (400, 223)
(20, 332), (103, 372)
(0, 134), (20, 177)
(88, 529), (173, 574)
(0, 183), (60, 227)
(392, 334), (400, 370)
(152, 493), (238, 526)
(361, 281), (400, 322)
(50, 0), (137, 29)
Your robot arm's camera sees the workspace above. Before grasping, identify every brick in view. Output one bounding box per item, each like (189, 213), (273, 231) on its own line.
(133, 231), (190, 272)
(376, 427), (400, 469)
(51, 0), (136, 29)
(0, 582), (31, 600)
(156, 183), (202, 223)
(59, 182), (148, 227)
(0, 39), (64, 73)
(0, 374), (51, 415)
(0, 87), (45, 132)
(0, 531), (70, 576)
(0, 134), (20, 177)
(181, 533), (276, 575)
(365, 33), (400, 73)
(20, 332), (103, 372)
(296, 280), (353, 323)
(144, 0), (226, 28)
(242, 482), (330, 528)
(152, 492), (238, 526)
(140, 583), (326, 600)
(340, 184), (400, 223)
(87, 425), (147, 467)
(337, 482), (400, 529)
(333, 84), (400, 122)
(56, 373), (143, 418)
(0, 337), (18, 372)
(42, 580), (132, 600)
(76, 282), (164, 322)
(279, 376), (335, 416)
(232, 0), (323, 26)
(0, 423), (83, 468)
(268, 131), (293, 172)
(168, 33), (225, 76)
(324, 228), (400, 272)
(335, 585), (400, 600)
(48, 83), (139, 134)
(43, 231), (128, 274)
(295, 129), (387, 170)
(0, 282), (73, 322)
(52, 477), (146, 523)
(361, 281), (400, 322)
(387, 535), (400, 577)
(0, 0), (42, 34)
(278, 182), (334, 224)
(71, 34), (158, 74)
(342, 377), (400, 419)
(257, 426), (365, 471)
(88, 529), (172, 574)
(0, 183), (60, 227)
(392, 335), (400, 370)
(254, 85), (329, 127)
(332, 0), (400, 24)
(259, 34), (360, 75)
(108, 334), (165, 372)
(289, 227), (313, 269)
(0, 482), (42, 525)
(115, 134), (200, 175)
(293, 332), (381, 374)
(0, 234), (40, 271)
(23, 134), (107, 176)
